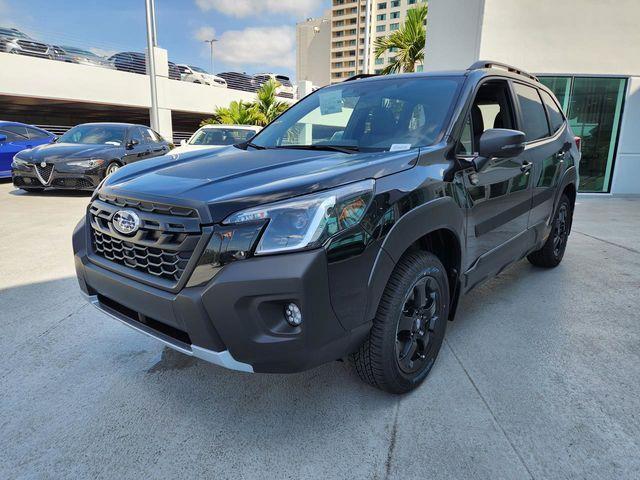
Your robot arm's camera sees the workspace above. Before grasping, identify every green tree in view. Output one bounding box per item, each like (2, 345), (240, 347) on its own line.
(201, 100), (260, 126)
(373, 4), (427, 74)
(251, 79), (290, 126)
(201, 79), (290, 127)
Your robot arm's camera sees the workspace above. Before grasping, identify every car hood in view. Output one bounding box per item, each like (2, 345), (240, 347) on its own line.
(102, 145), (424, 223)
(17, 143), (121, 163)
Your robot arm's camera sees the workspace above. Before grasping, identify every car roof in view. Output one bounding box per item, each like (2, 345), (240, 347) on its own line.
(344, 67), (543, 88)
(72, 122), (146, 128)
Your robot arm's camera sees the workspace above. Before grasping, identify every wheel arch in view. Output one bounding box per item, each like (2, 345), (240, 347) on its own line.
(365, 197), (465, 323)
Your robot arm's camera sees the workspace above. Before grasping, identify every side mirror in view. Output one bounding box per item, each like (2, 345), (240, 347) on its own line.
(0, 134), (7, 143)
(474, 128), (526, 172)
(180, 139), (187, 146)
(51, 135), (58, 143)
(127, 139), (139, 150)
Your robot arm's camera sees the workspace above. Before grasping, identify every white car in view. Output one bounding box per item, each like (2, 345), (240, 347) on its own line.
(177, 64), (227, 87)
(172, 125), (262, 154)
(252, 73), (295, 98)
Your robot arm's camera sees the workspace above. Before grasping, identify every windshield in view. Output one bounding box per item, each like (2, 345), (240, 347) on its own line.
(63, 46), (98, 57)
(252, 76), (462, 152)
(189, 127), (256, 146)
(190, 66), (208, 74)
(0, 28), (28, 38)
(58, 125), (127, 145)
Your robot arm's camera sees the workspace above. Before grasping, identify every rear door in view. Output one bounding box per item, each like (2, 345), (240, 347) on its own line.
(123, 126), (150, 165)
(144, 128), (170, 158)
(459, 79), (533, 285)
(514, 85), (569, 228)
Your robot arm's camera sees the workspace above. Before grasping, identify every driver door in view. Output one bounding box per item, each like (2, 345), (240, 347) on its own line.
(459, 79), (533, 289)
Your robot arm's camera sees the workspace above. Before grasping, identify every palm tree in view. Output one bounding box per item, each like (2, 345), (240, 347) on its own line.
(373, 4), (427, 75)
(251, 79), (290, 126)
(201, 79), (290, 127)
(201, 100), (261, 126)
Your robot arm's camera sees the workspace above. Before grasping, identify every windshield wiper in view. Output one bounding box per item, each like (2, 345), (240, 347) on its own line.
(275, 144), (360, 154)
(245, 141), (267, 150)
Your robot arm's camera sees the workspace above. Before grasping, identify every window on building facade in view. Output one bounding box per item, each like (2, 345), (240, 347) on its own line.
(540, 76), (626, 192)
(377, 2), (387, 9)
(391, 11), (400, 19)
(375, 58), (384, 65)
(391, 0), (400, 7)
(390, 23), (400, 30)
(376, 14), (386, 20)
(376, 25), (386, 32)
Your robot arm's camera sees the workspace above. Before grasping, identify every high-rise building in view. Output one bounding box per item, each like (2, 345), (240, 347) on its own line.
(329, 0), (427, 83)
(296, 14), (331, 88)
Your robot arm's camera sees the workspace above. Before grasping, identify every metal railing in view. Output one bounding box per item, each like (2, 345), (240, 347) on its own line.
(0, 24), (296, 98)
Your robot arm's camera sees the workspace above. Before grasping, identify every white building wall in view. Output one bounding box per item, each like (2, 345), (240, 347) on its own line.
(611, 77), (640, 194)
(425, 0), (640, 194)
(425, 0), (484, 71)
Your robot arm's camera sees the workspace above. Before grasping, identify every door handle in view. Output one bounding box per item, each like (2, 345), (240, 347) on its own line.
(556, 151), (566, 161)
(520, 161), (533, 173)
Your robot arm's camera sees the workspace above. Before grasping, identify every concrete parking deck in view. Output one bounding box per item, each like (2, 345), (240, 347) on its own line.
(1, 182), (638, 480)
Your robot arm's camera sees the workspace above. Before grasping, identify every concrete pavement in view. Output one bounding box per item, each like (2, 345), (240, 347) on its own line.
(1, 182), (639, 479)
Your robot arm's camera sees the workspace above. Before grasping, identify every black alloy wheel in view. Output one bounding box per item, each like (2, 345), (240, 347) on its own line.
(527, 193), (573, 268)
(352, 251), (449, 394)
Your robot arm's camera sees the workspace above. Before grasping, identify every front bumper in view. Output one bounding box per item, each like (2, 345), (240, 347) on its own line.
(12, 166), (101, 190)
(73, 218), (368, 373)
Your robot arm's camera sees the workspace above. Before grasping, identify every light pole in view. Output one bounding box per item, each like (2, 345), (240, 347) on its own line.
(362, 0), (372, 74)
(145, 0), (160, 132)
(204, 38), (218, 74)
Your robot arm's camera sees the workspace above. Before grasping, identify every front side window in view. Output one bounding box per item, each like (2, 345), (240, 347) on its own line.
(513, 83), (550, 141)
(59, 125), (127, 145)
(251, 77), (462, 152)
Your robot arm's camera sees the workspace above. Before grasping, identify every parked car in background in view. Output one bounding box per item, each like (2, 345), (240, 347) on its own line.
(57, 45), (114, 69)
(109, 52), (181, 80)
(171, 125), (261, 154)
(177, 64), (227, 87)
(0, 121), (55, 178)
(0, 27), (51, 59)
(11, 122), (171, 192)
(252, 73), (295, 98)
(217, 72), (254, 92)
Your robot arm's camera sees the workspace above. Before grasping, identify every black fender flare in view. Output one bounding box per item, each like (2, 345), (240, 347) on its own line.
(552, 165), (578, 222)
(364, 196), (466, 321)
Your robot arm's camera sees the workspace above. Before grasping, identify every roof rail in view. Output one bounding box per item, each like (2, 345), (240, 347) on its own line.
(344, 73), (380, 82)
(467, 60), (539, 82)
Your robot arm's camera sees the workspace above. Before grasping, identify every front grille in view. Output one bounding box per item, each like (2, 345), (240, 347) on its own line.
(89, 197), (202, 284)
(52, 177), (94, 189)
(17, 40), (48, 53)
(35, 164), (54, 184)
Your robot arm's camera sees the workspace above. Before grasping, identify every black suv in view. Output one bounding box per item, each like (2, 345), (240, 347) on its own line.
(73, 61), (579, 393)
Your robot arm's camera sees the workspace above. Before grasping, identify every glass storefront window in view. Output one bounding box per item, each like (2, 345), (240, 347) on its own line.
(539, 76), (627, 193)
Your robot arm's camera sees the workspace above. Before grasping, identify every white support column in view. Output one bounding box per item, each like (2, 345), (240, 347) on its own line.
(148, 46), (173, 141)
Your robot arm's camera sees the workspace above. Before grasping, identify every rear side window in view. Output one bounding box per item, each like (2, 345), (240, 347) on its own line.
(540, 90), (564, 134)
(513, 83), (550, 141)
(0, 129), (25, 142)
(1, 125), (29, 139)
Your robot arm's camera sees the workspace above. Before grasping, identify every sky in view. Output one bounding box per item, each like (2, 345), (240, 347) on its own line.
(0, 0), (329, 79)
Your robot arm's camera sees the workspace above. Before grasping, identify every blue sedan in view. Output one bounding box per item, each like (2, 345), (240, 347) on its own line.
(0, 122), (55, 178)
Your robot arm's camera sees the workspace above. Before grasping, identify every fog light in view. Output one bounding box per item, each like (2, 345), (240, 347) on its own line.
(284, 303), (302, 327)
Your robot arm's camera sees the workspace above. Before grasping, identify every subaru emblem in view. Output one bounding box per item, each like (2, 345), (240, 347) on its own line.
(40, 162), (47, 168)
(112, 210), (141, 235)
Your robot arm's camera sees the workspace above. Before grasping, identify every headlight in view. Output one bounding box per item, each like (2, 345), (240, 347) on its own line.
(67, 159), (105, 168)
(11, 156), (30, 168)
(223, 179), (375, 255)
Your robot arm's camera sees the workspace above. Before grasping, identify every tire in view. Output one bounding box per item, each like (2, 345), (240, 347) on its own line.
(351, 251), (449, 394)
(527, 194), (573, 268)
(105, 162), (121, 177)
